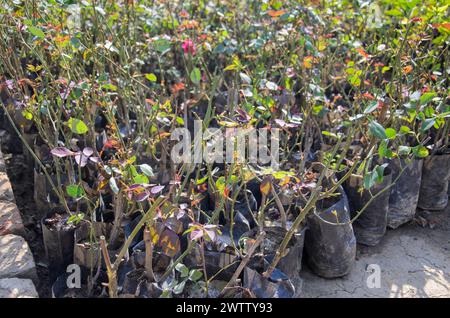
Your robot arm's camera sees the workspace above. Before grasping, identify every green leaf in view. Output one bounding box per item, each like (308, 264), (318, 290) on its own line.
(413, 145), (429, 158)
(66, 184), (84, 198)
(196, 175), (209, 185)
(322, 130), (338, 138)
(145, 73), (157, 82)
(398, 146), (411, 156)
(385, 128), (397, 139)
(67, 213), (84, 225)
(369, 121), (387, 139)
(173, 281), (186, 295)
(378, 140), (388, 158)
(190, 68), (201, 84)
(176, 116), (184, 125)
(188, 269), (203, 282)
(420, 118), (435, 133)
(385, 8), (403, 16)
(133, 174), (149, 184)
(272, 170), (295, 180)
(419, 92), (436, 105)
(364, 101), (378, 114)
(28, 26), (45, 39)
(22, 110), (33, 120)
(153, 39), (171, 53)
(224, 64), (237, 71)
(400, 126), (411, 134)
(379, 140), (394, 159)
(349, 74), (361, 86)
(139, 164), (154, 177)
(67, 118), (89, 134)
(375, 164), (388, 183)
(175, 263), (189, 278)
(109, 177), (120, 194)
(363, 171), (377, 189)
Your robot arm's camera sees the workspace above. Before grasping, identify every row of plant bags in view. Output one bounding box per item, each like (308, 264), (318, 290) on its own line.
(417, 149), (450, 211)
(339, 150), (449, 246)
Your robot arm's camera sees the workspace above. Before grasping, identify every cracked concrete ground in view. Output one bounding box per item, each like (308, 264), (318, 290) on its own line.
(300, 204), (450, 298)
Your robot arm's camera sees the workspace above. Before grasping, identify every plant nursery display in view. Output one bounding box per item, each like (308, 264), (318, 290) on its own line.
(0, 0), (449, 298)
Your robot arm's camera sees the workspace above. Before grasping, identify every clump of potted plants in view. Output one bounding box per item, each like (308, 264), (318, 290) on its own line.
(0, 0), (449, 298)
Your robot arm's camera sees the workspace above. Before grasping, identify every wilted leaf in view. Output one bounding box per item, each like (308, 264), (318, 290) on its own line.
(403, 65), (413, 75)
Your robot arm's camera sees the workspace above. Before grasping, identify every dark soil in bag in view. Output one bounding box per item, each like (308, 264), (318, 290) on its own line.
(41, 211), (76, 281)
(304, 187), (356, 278)
(418, 151), (450, 210)
(388, 158), (423, 229)
(262, 226), (306, 279)
(73, 221), (124, 271)
(344, 169), (392, 246)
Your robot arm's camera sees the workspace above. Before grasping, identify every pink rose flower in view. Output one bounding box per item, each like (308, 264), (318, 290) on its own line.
(182, 39), (196, 56)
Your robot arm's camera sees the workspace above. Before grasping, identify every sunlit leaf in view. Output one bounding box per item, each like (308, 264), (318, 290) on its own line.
(67, 118), (89, 134)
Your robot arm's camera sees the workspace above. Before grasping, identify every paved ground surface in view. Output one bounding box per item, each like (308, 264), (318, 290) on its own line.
(300, 204), (450, 298)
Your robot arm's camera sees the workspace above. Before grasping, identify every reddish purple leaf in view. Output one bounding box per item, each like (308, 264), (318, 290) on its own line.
(150, 185), (164, 194)
(135, 191), (150, 202)
(74, 153), (88, 167)
(190, 229), (204, 241)
(51, 147), (74, 158)
(89, 156), (100, 163)
(205, 229), (216, 242)
(235, 108), (251, 123)
(83, 147), (94, 157)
